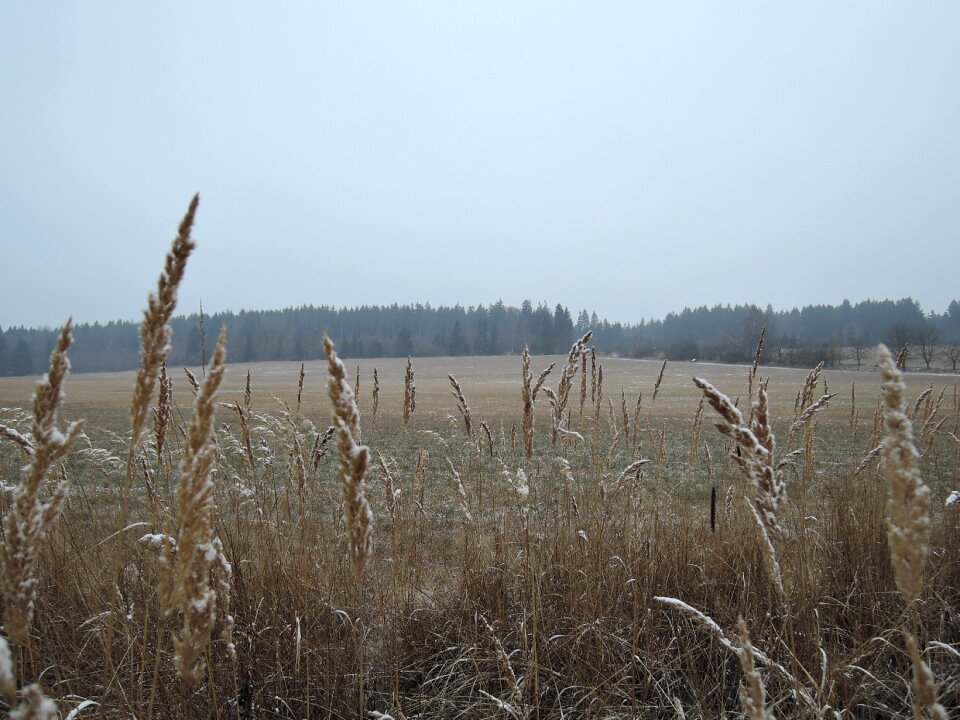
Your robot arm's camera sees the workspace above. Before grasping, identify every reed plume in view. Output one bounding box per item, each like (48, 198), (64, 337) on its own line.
(480, 420), (495, 459)
(737, 617), (773, 720)
(235, 401), (256, 470)
(166, 327), (229, 687)
(549, 332), (592, 445)
(129, 194), (197, 460)
(905, 634), (948, 720)
(312, 425), (336, 470)
(694, 377), (785, 535)
(590, 348), (597, 403)
(521, 347), (534, 458)
(0, 641), (58, 720)
(297, 362), (306, 414)
(746, 325), (766, 412)
(151, 362), (171, 460)
(878, 344), (931, 604)
(688, 397), (704, 468)
(1, 321), (83, 647)
(378, 453), (398, 522)
(448, 374), (473, 436)
(324, 334), (373, 575)
(793, 361), (823, 422)
(183, 367), (200, 396)
(403, 357), (416, 428)
(652, 360), (667, 404)
(579, 353), (587, 423)
(896, 344), (908, 370)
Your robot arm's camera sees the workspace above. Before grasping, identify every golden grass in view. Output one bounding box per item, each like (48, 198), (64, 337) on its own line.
(0, 202), (958, 718)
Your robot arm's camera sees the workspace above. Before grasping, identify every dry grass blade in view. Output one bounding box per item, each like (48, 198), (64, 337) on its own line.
(448, 374), (473, 436)
(297, 362), (306, 413)
(747, 325), (766, 411)
(549, 331), (592, 445)
(324, 334), (373, 575)
(905, 633), (948, 720)
(614, 459), (650, 492)
(447, 458), (474, 525)
(403, 357), (416, 428)
(482, 617), (524, 718)
(878, 344), (931, 604)
(652, 360), (667, 404)
(167, 327), (228, 687)
(129, 194), (198, 454)
(737, 617), (774, 720)
(693, 377), (785, 534)
(1, 320), (83, 646)
(0, 424), (33, 455)
(183, 367), (200, 397)
(853, 444), (883, 477)
(745, 498), (786, 612)
(151, 362), (171, 459)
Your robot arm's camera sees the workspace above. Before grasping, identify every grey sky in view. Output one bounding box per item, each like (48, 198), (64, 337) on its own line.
(1, 2), (958, 330)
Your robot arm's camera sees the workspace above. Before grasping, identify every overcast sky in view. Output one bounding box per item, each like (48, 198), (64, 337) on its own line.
(1, 2), (958, 329)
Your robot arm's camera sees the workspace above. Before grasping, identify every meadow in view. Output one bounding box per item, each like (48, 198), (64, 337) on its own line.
(0, 200), (957, 719)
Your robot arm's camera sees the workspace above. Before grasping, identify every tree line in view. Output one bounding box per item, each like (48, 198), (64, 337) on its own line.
(1, 297), (958, 377)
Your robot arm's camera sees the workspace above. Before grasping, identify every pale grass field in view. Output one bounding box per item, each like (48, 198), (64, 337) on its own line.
(3, 353), (947, 435)
(1, 351), (958, 718)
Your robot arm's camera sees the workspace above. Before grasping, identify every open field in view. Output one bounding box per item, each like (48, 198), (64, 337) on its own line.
(1, 343), (958, 718)
(3, 353), (953, 434)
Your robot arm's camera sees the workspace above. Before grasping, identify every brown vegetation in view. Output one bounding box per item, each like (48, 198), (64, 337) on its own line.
(0, 202), (957, 718)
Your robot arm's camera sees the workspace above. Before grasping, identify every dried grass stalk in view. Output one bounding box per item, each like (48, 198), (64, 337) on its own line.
(403, 357), (416, 428)
(235, 402), (256, 470)
(0, 424), (33, 456)
(905, 633), (948, 720)
(521, 347), (535, 458)
(447, 458), (473, 525)
(747, 325), (766, 412)
(549, 332), (592, 445)
(579, 353), (588, 423)
(372, 368), (380, 423)
(737, 617), (774, 720)
(688, 397), (704, 468)
(480, 420), (495, 458)
(590, 348), (597, 403)
(130, 194), (197, 455)
(745, 498), (786, 610)
(324, 334), (373, 575)
(878, 344), (931, 604)
(151, 362), (172, 460)
(166, 327), (228, 687)
(312, 425), (336, 470)
(183, 368), (200, 397)
(652, 360), (667, 404)
(1, 321), (83, 646)
(694, 377), (785, 534)
(296, 362), (306, 414)
(853, 444), (883, 477)
(449, 374), (473, 436)
(378, 453), (398, 521)
(482, 617), (524, 717)
(0, 643), (59, 720)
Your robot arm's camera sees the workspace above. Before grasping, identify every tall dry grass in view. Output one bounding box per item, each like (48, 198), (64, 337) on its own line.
(0, 201), (957, 718)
